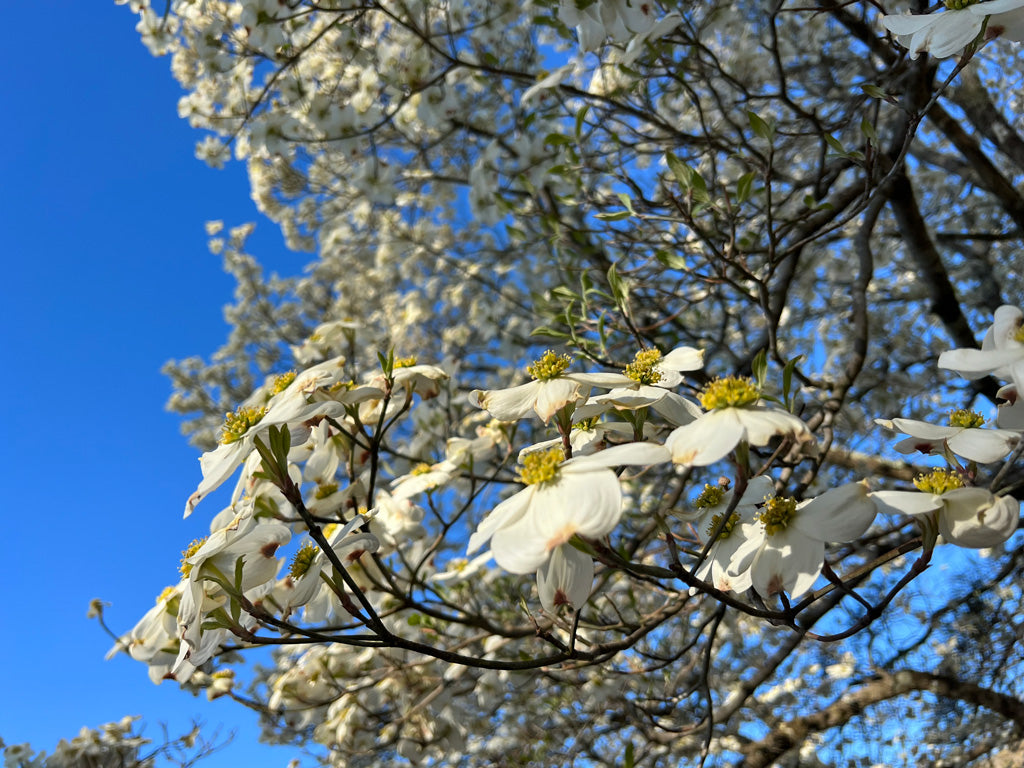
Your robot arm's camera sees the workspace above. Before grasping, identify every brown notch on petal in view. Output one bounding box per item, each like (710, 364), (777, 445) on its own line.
(261, 542), (282, 559)
(913, 441), (936, 454)
(553, 589), (570, 607)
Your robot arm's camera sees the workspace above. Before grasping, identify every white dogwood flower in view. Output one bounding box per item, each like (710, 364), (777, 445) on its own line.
(871, 469), (1019, 548)
(939, 305), (1024, 392)
(876, 410), (1018, 463)
(470, 350), (635, 424)
(743, 482), (878, 599)
(468, 441), (669, 574)
(665, 376), (811, 467)
(590, 346), (704, 426)
(881, 0), (1024, 59)
(689, 476), (775, 593)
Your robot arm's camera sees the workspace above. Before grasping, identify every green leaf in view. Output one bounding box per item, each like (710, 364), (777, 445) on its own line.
(543, 132), (574, 146)
(607, 263), (626, 305)
(665, 152), (690, 187)
(782, 354), (804, 409)
(860, 116), (878, 144)
(735, 172), (756, 204)
(596, 210), (632, 221)
(531, 326), (570, 339)
(861, 83), (889, 100)
(751, 348), (768, 388)
(747, 110), (774, 141)
(575, 104), (590, 139)
(824, 133), (845, 153)
(624, 741), (635, 768)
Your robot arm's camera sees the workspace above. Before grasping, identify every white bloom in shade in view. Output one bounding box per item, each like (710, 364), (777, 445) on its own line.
(185, 362), (381, 516)
(468, 441), (670, 573)
(665, 376), (811, 467)
(282, 516), (378, 621)
(744, 482), (878, 599)
(689, 476), (775, 593)
(939, 305), (1024, 391)
(108, 583), (189, 683)
(996, 384), (1024, 430)
(470, 349), (635, 424)
(881, 0), (1024, 59)
(429, 551), (495, 586)
(174, 505), (292, 674)
(871, 469), (1019, 548)
(875, 411), (1018, 463)
(537, 544), (594, 613)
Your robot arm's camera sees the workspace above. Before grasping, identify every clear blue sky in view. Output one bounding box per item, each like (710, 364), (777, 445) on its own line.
(1, 3), (302, 764)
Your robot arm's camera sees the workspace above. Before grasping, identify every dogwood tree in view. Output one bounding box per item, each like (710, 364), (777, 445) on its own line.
(105, 0), (1024, 765)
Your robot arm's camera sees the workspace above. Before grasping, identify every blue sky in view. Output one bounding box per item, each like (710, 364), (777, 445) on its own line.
(1, 3), (302, 764)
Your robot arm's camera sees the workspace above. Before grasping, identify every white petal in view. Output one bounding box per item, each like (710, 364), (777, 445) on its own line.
(937, 347), (1024, 379)
(922, 11), (983, 57)
(566, 371), (638, 389)
(886, 418), (958, 440)
(752, 531), (824, 599)
(793, 482), (876, 542)
(939, 489), (1019, 548)
(665, 411), (744, 466)
(651, 391), (702, 426)
(534, 378), (586, 422)
(467, 488), (533, 554)
(739, 407), (810, 446)
(947, 429), (1019, 463)
(870, 490), (942, 517)
(532, 469), (623, 539)
(563, 440), (671, 472)
(491, 520), (552, 574)
(990, 10), (1024, 41)
(737, 475), (776, 506)
(971, 0), (1024, 14)
(521, 62), (576, 105)
(471, 381), (543, 422)
(537, 545), (594, 612)
(660, 345), (704, 372)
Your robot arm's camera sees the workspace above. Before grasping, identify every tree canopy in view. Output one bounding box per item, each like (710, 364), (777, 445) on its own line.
(97, 0), (1024, 765)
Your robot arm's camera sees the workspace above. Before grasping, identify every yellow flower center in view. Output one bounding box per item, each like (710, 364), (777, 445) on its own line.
(706, 511), (740, 540)
(220, 405), (267, 444)
(758, 496), (797, 536)
(913, 468), (965, 495)
(527, 350), (572, 381)
(518, 447), (565, 486)
(394, 356), (417, 368)
(270, 371), (296, 396)
(694, 484), (726, 509)
(289, 542), (318, 579)
(328, 379), (357, 394)
(411, 463), (433, 476)
(699, 376), (760, 410)
(157, 586), (181, 615)
(625, 349), (663, 385)
(1013, 325), (1024, 344)
(179, 537), (207, 578)
(948, 409), (984, 429)
(944, 0), (980, 8)
(314, 482), (339, 499)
